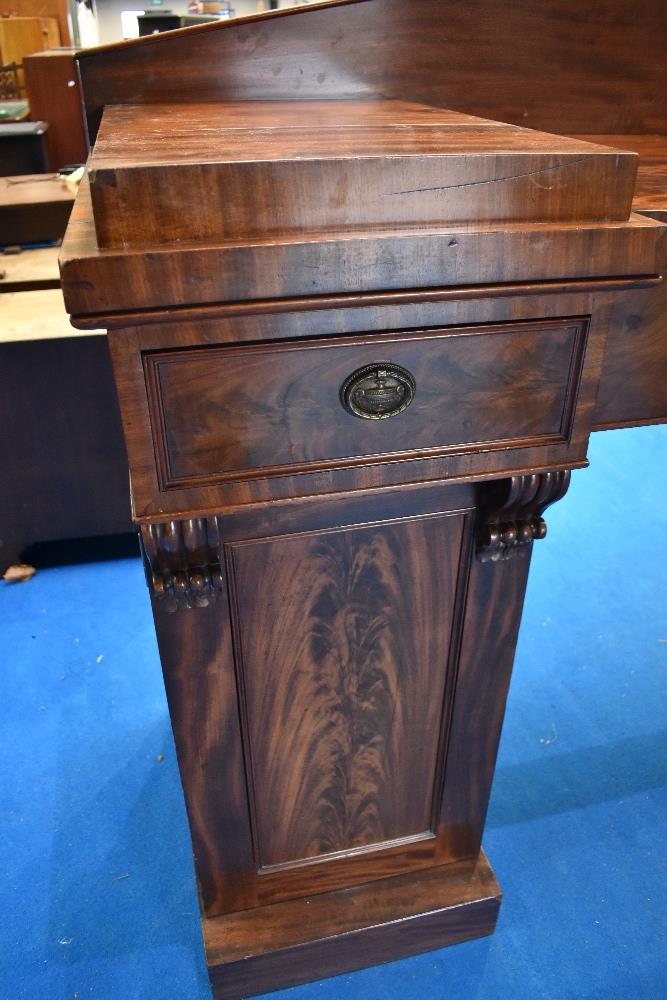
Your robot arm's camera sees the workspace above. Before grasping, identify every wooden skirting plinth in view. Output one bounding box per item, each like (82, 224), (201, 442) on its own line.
(203, 851), (501, 999)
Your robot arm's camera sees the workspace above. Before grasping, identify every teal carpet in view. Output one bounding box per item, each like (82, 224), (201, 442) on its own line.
(1, 425), (665, 999)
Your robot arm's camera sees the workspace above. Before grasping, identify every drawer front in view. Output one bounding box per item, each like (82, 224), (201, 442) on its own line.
(144, 317), (587, 490)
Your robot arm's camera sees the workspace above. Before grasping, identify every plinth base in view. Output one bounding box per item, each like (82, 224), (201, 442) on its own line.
(203, 851), (501, 999)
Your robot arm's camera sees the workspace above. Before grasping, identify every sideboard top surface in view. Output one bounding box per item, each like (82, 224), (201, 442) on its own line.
(92, 101), (628, 168)
(87, 100), (638, 251)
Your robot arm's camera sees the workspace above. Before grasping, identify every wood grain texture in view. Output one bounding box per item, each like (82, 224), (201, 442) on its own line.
(228, 512), (466, 870)
(477, 470), (571, 562)
(88, 101), (636, 249)
(204, 852), (500, 1000)
(148, 479), (571, 928)
(61, 8), (667, 991)
(60, 177), (662, 319)
(152, 595), (257, 916)
(594, 269), (667, 429)
(75, 0), (667, 140)
(106, 292), (610, 519)
(140, 517), (224, 611)
(152, 480), (478, 916)
(438, 542), (534, 860)
(23, 50), (87, 170)
(144, 319), (587, 489)
(576, 135), (667, 222)
(585, 136), (667, 429)
(65, 277), (662, 333)
(56, 4), (667, 996)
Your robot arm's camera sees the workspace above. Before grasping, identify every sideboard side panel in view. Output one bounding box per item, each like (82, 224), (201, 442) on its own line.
(438, 546), (533, 859)
(593, 233), (667, 429)
(151, 598), (258, 916)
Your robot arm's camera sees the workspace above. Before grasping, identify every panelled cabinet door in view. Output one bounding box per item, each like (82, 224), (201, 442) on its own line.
(153, 484), (480, 917)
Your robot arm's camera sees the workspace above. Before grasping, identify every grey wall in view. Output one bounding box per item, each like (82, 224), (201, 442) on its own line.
(91, 0), (297, 45)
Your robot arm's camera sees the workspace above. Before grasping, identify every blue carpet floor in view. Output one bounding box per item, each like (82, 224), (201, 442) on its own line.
(1, 425), (665, 1000)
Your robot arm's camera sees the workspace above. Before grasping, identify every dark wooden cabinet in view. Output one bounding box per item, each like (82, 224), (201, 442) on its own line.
(23, 49), (88, 170)
(60, 3), (666, 997)
(158, 484), (477, 913)
(145, 475), (540, 990)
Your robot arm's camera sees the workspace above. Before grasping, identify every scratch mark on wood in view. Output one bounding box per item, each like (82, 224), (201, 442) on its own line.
(382, 157), (589, 197)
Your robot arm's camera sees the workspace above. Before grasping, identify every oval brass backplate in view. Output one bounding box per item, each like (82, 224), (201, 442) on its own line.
(340, 362), (416, 420)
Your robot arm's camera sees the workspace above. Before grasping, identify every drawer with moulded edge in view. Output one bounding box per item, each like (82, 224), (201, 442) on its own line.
(140, 316), (590, 492)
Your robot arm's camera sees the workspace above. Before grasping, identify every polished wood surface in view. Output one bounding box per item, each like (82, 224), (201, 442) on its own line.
(477, 471), (570, 564)
(76, 0), (667, 142)
(588, 135), (667, 428)
(96, 100), (626, 164)
(150, 478), (545, 917)
(596, 228), (667, 429)
(204, 852), (500, 1000)
(60, 176), (661, 319)
(61, 157), (665, 437)
(236, 514), (455, 867)
(228, 507), (468, 901)
(152, 474), (530, 992)
(145, 319), (587, 488)
(88, 101), (636, 249)
(107, 292), (610, 518)
(579, 135), (667, 222)
(440, 540), (533, 859)
(23, 50), (88, 170)
(60, 2), (667, 995)
(152, 481), (472, 914)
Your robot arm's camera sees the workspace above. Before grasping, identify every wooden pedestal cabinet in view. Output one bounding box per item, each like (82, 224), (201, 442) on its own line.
(148, 480), (519, 995)
(101, 294), (616, 996)
(60, 8), (666, 995)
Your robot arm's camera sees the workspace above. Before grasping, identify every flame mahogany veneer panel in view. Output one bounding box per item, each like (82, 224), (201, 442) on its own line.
(153, 481), (482, 915)
(228, 512), (466, 872)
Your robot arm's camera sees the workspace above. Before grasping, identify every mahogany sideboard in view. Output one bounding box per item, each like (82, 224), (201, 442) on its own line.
(60, 2), (667, 997)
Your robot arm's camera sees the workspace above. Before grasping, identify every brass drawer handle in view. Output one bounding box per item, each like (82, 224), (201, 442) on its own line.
(340, 362), (416, 420)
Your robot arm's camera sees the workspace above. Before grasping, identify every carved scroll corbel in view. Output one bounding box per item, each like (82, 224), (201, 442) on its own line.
(477, 470), (571, 562)
(140, 516), (224, 612)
